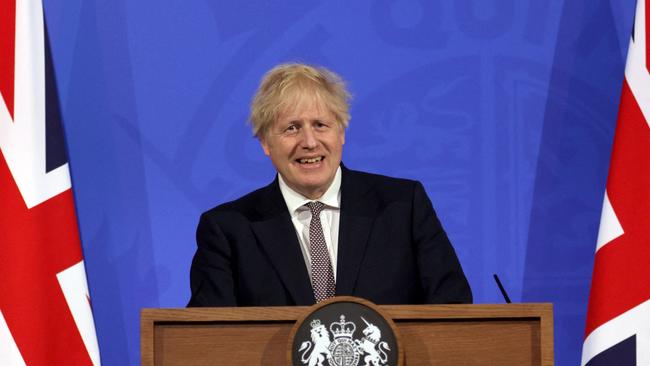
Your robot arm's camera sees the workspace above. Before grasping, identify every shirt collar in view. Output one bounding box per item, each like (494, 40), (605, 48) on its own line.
(278, 166), (342, 214)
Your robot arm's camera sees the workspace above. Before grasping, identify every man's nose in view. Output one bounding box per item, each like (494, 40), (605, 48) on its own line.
(300, 128), (318, 149)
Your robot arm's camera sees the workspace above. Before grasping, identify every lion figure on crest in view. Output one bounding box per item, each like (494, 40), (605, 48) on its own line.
(299, 319), (332, 366)
(355, 317), (390, 366)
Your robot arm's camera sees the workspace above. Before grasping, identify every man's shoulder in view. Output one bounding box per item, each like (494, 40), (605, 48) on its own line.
(344, 167), (420, 195)
(201, 181), (280, 222)
(341, 167), (429, 210)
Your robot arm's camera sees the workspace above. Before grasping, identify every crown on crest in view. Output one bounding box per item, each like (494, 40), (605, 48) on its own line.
(310, 319), (322, 329)
(329, 315), (356, 338)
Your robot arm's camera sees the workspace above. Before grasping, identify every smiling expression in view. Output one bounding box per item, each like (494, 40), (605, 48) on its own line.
(261, 98), (345, 199)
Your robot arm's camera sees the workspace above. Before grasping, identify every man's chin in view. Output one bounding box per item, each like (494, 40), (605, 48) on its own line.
(288, 179), (330, 199)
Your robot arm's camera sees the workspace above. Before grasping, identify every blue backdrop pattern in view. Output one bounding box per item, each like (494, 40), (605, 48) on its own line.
(41, 1), (636, 364)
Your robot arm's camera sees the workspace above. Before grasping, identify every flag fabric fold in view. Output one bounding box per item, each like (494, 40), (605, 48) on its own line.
(582, 0), (650, 365)
(0, 0), (100, 365)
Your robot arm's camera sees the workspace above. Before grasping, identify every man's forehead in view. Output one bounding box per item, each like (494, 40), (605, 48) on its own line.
(277, 97), (332, 120)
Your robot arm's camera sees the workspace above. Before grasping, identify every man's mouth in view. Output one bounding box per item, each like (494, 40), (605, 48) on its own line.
(297, 156), (324, 164)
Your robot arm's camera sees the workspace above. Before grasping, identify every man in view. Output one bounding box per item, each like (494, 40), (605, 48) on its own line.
(188, 63), (471, 307)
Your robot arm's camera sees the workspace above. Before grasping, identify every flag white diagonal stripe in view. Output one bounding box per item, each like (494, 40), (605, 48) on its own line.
(595, 193), (624, 252)
(0, 310), (26, 366)
(0, 0), (70, 209)
(57, 261), (101, 366)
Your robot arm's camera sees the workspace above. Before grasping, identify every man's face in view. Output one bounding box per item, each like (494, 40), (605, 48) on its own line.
(261, 99), (345, 199)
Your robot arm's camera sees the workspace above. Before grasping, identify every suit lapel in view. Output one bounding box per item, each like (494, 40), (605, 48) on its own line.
(251, 180), (314, 305)
(336, 167), (376, 296)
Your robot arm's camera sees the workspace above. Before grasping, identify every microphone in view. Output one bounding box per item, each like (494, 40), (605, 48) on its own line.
(493, 274), (512, 303)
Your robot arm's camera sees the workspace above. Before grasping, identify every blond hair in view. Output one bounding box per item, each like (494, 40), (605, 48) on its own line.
(249, 63), (351, 138)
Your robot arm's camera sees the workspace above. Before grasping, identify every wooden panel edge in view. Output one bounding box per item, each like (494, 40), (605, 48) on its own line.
(382, 303), (554, 320)
(140, 303), (554, 322)
(141, 309), (154, 366)
(541, 303), (554, 366)
(140, 306), (309, 322)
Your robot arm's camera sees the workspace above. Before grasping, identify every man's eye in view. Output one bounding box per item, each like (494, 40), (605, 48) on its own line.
(285, 124), (298, 133)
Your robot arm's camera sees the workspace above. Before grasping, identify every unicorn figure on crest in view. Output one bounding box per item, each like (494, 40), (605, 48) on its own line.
(355, 317), (390, 366)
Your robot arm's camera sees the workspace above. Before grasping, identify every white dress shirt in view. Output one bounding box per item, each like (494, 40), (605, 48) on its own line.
(278, 167), (341, 281)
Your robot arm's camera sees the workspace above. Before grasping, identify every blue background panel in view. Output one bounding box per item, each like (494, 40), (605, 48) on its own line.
(42, 1), (636, 365)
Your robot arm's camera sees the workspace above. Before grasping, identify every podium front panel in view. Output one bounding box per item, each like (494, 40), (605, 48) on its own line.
(141, 304), (553, 366)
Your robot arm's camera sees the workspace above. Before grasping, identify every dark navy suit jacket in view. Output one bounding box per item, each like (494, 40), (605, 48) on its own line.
(188, 166), (472, 306)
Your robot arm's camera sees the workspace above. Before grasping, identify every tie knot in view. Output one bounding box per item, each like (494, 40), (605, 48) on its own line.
(306, 201), (325, 216)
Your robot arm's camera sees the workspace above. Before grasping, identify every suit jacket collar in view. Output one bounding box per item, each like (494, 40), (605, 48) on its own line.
(251, 166), (377, 303)
(250, 177), (314, 305)
(336, 165), (376, 296)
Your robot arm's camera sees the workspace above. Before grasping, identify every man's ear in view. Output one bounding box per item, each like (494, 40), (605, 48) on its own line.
(260, 137), (271, 156)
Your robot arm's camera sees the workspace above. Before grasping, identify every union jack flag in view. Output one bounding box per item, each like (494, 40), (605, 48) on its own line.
(582, 0), (650, 365)
(0, 0), (100, 364)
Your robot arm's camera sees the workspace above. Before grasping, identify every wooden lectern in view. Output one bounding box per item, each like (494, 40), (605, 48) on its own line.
(141, 303), (553, 365)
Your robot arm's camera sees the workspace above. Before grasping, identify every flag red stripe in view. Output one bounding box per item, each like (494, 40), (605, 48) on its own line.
(0, 0), (15, 118)
(584, 79), (650, 337)
(0, 153), (92, 364)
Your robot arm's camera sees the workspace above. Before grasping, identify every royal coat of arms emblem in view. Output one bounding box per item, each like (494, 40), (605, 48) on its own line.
(297, 315), (391, 366)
